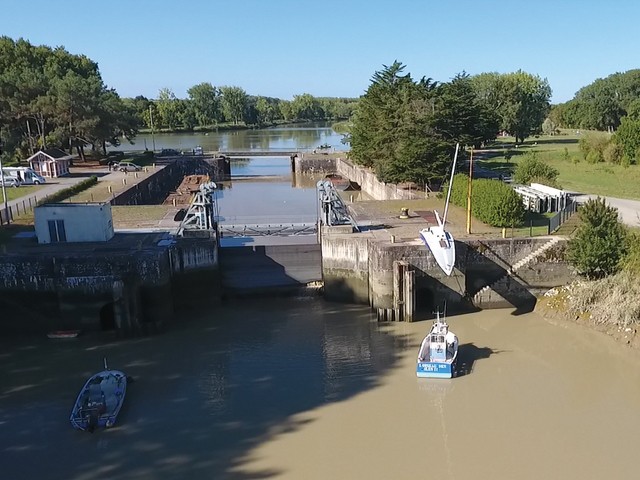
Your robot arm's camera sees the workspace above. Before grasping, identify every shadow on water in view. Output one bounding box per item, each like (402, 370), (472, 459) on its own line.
(0, 297), (408, 480)
(455, 343), (499, 378)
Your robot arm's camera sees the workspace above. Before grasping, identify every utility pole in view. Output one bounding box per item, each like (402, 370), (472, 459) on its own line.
(466, 148), (473, 234)
(149, 106), (156, 152)
(0, 140), (9, 224)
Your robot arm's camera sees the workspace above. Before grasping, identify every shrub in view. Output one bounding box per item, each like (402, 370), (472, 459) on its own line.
(513, 152), (559, 185)
(567, 197), (628, 279)
(585, 150), (602, 164)
(38, 176), (98, 205)
(450, 174), (525, 228)
(603, 141), (624, 164)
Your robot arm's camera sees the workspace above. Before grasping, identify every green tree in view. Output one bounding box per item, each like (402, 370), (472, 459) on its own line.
(220, 86), (248, 125)
(432, 72), (498, 148)
(156, 88), (180, 129)
(613, 116), (640, 163)
(513, 152), (559, 186)
(290, 93), (322, 120)
(567, 197), (628, 278)
(471, 70), (551, 143)
(187, 82), (220, 126)
(350, 61), (451, 185)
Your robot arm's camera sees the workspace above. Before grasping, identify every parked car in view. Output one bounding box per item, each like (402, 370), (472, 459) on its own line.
(118, 161), (142, 172)
(0, 176), (21, 188)
(159, 149), (181, 157)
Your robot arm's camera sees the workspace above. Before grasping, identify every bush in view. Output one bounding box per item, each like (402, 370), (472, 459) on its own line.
(450, 174), (525, 227)
(603, 141), (624, 164)
(513, 152), (560, 185)
(38, 176), (98, 205)
(567, 197), (628, 279)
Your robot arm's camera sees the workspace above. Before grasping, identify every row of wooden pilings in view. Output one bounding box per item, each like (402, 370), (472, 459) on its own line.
(376, 260), (415, 322)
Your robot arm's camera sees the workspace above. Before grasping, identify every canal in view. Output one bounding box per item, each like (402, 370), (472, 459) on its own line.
(2, 125), (639, 479)
(2, 300), (640, 479)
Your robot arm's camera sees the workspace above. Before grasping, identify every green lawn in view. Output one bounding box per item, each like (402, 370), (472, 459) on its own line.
(476, 130), (640, 199)
(0, 185), (40, 203)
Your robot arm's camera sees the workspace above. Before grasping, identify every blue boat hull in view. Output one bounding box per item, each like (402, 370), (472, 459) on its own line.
(416, 361), (455, 378)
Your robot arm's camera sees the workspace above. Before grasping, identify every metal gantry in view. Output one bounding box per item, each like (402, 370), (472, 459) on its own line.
(317, 180), (359, 231)
(177, 182), (219, 235)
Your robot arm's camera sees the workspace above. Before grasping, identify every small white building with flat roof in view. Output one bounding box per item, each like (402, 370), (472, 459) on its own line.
(34, 202), (114, 244)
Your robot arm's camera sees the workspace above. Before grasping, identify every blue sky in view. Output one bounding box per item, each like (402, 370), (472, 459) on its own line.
(3, 0), (639, 103)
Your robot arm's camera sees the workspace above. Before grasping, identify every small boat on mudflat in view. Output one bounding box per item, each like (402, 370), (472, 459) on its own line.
(70, 358), (128, 432)
(416, 311), (458, 379)
(47, 330), (80, 339)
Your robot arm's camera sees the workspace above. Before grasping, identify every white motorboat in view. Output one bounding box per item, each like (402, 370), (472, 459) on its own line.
(416, 311), (458, 378)
(419, 144), (459, 276)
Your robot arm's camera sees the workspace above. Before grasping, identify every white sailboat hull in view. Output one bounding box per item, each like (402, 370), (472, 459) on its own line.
(419, 225), (456, 276)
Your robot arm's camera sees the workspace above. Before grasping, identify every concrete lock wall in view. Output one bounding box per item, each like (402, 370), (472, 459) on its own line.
(336, 158), (423, 201)
(321, 228), (370, 304)
(0, 236), (220, 334)
(321, 231), (574, 318)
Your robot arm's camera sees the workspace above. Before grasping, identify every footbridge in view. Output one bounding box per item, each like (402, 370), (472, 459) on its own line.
(215, 149), (304, 158)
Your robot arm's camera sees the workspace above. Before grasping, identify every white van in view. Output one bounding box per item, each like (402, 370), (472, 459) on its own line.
(2, 167), (46, 185)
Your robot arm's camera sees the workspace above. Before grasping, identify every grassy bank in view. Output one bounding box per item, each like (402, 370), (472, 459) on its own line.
(536, 270), (640, 348)
(477, 130), (640, 199)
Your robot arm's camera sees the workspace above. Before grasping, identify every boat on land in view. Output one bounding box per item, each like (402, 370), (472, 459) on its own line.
(70, 358), (128, 432)
(419, 144), (459, 276)
(47, 330), (80, 339)
(416, 311), (458, 378)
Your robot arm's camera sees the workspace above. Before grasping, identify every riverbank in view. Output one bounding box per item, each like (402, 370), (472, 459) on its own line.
(535, 270), (640, 348)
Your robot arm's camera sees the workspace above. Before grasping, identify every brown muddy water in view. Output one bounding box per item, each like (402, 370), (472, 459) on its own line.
(2, 297), (640, 480)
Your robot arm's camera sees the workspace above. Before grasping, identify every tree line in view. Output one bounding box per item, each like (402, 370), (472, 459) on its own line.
(348, 61), (551, 186)
(0, 37), (356, 162)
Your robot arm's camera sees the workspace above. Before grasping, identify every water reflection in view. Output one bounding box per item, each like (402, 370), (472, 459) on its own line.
(113, 123), (347, 153)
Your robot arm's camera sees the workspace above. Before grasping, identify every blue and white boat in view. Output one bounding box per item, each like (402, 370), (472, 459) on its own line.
(416, 312), (458, 378)
(70, 358), (128, 432)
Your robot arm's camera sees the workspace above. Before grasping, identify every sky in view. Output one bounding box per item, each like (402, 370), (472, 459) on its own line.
(2, 0), (640, 104)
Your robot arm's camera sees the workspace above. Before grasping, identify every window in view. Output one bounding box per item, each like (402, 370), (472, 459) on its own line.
(48, 219), (67, 243)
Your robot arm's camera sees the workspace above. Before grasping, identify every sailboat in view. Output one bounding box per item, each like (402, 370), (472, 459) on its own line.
(419, 144), (459, 276)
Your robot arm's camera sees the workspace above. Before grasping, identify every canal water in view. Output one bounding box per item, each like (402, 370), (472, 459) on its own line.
(3, 125), (640, 479)
(2, 300), (640, 480)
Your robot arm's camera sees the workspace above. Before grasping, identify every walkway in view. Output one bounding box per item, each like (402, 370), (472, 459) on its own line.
(573, 194), (640, 227)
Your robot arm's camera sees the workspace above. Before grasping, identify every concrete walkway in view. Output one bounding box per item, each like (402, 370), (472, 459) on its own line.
(573, 194), (640, 228)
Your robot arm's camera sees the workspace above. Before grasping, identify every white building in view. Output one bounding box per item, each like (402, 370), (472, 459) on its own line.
(34, 203), (114, 244)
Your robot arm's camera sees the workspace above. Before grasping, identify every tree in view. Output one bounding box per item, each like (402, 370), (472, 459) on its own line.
(613, 116), (640, 163)
(156, 88), (180, 129)
(432, 72), (498, 148)
(290, 93), (322, 120)
(471, 71), (551, 143)
(513, 152), (560, 186)
(220, 86), (248, 125)
(350, 61), (453, 185)
(187, 82), (220, 126)
(567, 197), (628, 279)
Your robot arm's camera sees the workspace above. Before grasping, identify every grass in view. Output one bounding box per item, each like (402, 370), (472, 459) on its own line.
(476, 130), (640, 199)
(0, 185), (41, 203)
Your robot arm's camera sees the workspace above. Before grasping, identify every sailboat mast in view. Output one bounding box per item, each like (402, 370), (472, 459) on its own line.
(442, 143), (459, 226)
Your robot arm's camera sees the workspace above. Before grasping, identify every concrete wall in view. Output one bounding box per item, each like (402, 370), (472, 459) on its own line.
(321, 228), (370, 303)
(336, 158), (423, 201)
(112, 157), (230, 206)
(0, 234), (220, 334)
(321, 232), (574, 316)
